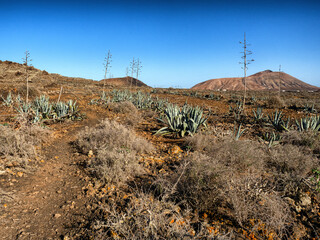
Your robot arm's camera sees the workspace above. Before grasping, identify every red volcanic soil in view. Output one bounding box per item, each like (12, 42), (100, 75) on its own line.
(192, 70), (319, 91)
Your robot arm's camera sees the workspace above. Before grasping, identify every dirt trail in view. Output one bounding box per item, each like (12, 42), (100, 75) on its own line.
(0, 112), (102, 240)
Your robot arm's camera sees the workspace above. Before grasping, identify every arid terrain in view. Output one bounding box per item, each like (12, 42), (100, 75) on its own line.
(0, 61), (320, 239)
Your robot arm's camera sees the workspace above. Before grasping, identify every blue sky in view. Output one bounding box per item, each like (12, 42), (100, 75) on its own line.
(0, 0), (320, 88)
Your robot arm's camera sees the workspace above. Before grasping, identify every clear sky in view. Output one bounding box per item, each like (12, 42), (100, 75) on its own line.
(1, 0), (320, 88)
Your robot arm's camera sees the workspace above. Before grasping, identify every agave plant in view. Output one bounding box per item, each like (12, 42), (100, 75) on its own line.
(33, 95), (52, 119)
(152, 97), (168, 112)
(52, 100), (80, 119)
(268, 110), (290, 132)
(17, 102), (32, 114)
(1, 93), (13, 106)
(303, 103), (317, 114)
(295, 116), (320, 132)
(132, 91), (153, 109)
(261, 132), (282, 148)
(229, 101), (243, 121)
(16, 94), (23, 104)
(252, 107), (264, 121)
(233, 123), (246, 140)
(156, 104), (207, 137)
(111, 89), (133, 102)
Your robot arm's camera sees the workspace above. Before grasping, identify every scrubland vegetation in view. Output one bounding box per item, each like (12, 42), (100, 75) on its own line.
(1, 87), (320, 239)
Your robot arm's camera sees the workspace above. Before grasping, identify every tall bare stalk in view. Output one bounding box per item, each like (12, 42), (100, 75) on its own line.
(279, 65), (282, 97)
(135, 58), (142, 87)
(22, 50), (32, 104)
(239, 33), (254, 112)
(103, 50), (112, 93)
(130, 57), (136, 89)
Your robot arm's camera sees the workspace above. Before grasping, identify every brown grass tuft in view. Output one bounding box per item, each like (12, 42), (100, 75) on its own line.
(75, 119), (154, 185)
(267, 95), (285, 108)
(0, 124), (49, 172)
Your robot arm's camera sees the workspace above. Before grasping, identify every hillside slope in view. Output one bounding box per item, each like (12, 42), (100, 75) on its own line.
(192, 70), (319, 91)
(0, 60), (149, 90)
(101, 76), (149, 88)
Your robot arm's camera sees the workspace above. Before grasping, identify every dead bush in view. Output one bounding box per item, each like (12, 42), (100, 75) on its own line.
(184, 129), (232, 152)
(142, 109), (156, 119)
(93, 192), (213, 239)
(0, 124), (49, 172)
(207, 138), (266, 172)
(162, 137), (294, 237)
(75, 119), (154, 185)
(107, 101), (141, 126)
(107, 101), (137, 114)
(267, 144), (317, 177)
(184, 133), (216, 152)
(16, 85), (40, 99)
(0, 188), (13, 205)
(282, 130), (320, 154)
(267, 95), (285, 108)
(227, 174), (291, 236)
(76, 119), (153, 155)
(90, 148), (141, 185)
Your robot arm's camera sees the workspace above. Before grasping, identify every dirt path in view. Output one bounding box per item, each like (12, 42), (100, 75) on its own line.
(0, 112), (102, 240)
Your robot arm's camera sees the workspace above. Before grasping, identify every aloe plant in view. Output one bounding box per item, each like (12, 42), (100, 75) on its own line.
(156, 104), (207, 137)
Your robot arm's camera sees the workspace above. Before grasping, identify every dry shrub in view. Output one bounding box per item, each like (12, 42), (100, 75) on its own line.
(165, 139), (266, 209)
(0, 188), (13, 207)
(107, 101), (141, 126)
(184, 128), (232, 152)
(142, 109), (156, 119)
(75, 119), (154, 185)
(267, 95), (285, 108)
(184, 134), (216, 152)
(282, 130), (320, 153)
(267, 144), (318, 177)
(93, 192), (215, 240)
(16, 85), (40, 99)
(107, 101), (137, 114)
(76, 119), (153, 154)
(227, 174), (291, 235)
(0, 124), (49, 171)
(164, 136), (294, 237)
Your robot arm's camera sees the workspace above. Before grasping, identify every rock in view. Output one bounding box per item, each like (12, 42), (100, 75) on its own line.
(168, 146), (183, 155)
(88, 150), (94, 157)
(299, 193), (311, 207)
(54, 213), (61, 218)
(284, 197), (295, 206)
(295, 205), (302, 213)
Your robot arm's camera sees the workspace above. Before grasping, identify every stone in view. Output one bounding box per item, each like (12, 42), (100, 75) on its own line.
(299, 193), (311, 207)
(88, 150), (94, 157)
(54, 213), (61, 218)
(168, 146), (183, 155)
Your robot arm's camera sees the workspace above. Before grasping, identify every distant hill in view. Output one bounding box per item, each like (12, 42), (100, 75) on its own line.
(0, 60), (96, 86)
(100, 77), (149, 88)
(0, 60), (149, 89)
(192, 70), (319, 91)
